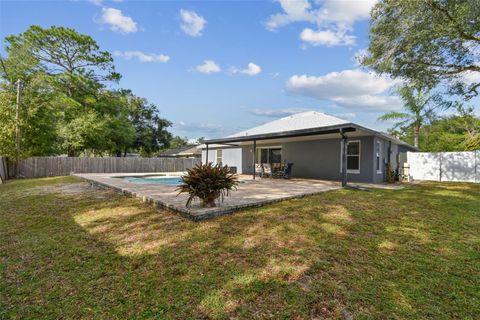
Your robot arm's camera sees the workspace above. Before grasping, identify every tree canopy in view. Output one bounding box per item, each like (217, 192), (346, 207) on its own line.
(389, 105), (480, 151)
(362, 0), (480, 99)
(4, 25), (120, 82)
(0, 25), (175, 158)
(378, 85), (437, 148)
(363, 0), (480, 151)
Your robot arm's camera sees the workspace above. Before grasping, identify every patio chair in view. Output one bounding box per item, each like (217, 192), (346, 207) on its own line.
(262, 163), (272, 178)
(255, 163), (264, 177)
(271, 163), (284, 179)
(272, 163), (281, 172)
(283, 163), (294, 179)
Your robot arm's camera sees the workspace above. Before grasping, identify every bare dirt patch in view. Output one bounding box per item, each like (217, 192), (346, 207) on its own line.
(26, 182), (110, 199)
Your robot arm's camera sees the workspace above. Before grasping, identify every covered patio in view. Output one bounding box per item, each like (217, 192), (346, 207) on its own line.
(204, 125), (357, 186)
(201, 111), (417, 184)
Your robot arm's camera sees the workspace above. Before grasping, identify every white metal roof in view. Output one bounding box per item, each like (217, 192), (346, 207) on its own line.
(201, 110), (417, 150)
(228, 111), (349, 138)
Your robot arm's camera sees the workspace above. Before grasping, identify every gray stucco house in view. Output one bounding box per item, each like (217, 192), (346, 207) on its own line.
(202, 111), (417, 183)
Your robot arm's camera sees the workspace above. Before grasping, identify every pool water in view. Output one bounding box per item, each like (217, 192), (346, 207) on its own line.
(118, 175), (183, 185)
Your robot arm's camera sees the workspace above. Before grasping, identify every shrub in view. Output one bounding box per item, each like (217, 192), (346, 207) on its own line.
(385, 162), (396, 183)
(176, 163), (239, 208)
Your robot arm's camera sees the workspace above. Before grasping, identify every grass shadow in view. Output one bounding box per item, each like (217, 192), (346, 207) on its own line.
(1, 177), (479, 319)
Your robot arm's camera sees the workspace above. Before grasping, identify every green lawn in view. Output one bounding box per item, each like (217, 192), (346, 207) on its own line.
(1, 177), (479, 319)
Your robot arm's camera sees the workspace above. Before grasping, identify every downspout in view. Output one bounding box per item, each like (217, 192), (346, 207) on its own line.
(388, 140), (391, 163)
(340, 129), (348, 187)
(388, 140), (392, 179)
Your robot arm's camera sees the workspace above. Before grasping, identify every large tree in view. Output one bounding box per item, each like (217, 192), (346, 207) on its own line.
(389, 105), (480, 151)
(58, 90), (136, 157)
(0, 25), (175, 158)
(124, 91), (173, 156)
(0, 72), (61, 159)
(4, 25), (119, 83)
(378, 85), (436, 148)
(362, 0), (480, 99)
(0, 25), (122, 157)
(168, 136), (189, 150)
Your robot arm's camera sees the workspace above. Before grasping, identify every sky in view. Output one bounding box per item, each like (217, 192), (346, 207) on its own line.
(1, 0), (477, 141)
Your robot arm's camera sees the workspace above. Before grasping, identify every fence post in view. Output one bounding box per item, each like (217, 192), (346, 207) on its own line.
(439, 152), (442, 182)
(476, 150), (478, 184)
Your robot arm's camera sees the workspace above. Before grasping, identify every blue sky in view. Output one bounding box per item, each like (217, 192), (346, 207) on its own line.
(1, 0), (477, 140)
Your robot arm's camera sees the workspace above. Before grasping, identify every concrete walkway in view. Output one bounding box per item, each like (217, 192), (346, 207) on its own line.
(74, 173), (341, 221)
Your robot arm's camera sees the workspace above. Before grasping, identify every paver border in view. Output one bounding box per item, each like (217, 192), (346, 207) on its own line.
(75, 174), (342, 221)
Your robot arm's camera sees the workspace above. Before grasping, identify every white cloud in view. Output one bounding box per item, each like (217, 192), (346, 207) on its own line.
(286, 69), (402, 112)
(250, 109), (360, 122)
(333, 112), (356, 120)
(241, 63), (262, 76)
(88, 0), (123, 6)
(317, 0), (377, 25)
(89, 0), (124, 4)
(300, 28), (355, 47)
(286, 70), (395, 97)
(250, 108), (312, 118)
(231, 62), (262, 76)
(266, 0), (378, 47)
(88, 0), (104, 6)
(174, 121), (224, 134)
(100, 7), (138, 33)
(114, 51), (170, 63)
(180, 9), (206, 37)
(196, 60), (221, 74)
(265, 0), (315, 31)
(332, 95), (403, 112)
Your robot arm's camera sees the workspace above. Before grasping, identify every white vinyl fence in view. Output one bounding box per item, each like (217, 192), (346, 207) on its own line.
(407, 151), (479, 183)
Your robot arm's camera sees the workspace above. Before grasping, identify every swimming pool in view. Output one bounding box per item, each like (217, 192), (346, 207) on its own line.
(116, 175), (183, 186)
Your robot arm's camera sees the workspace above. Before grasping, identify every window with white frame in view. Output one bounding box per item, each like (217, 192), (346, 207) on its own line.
(341, 140), (361, 174)
(216, 149), (223, 165)
(376, 140), (382, 173)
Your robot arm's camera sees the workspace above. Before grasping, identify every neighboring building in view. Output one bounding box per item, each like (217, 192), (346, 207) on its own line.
(202, 111), (417, 183)
(158, 145), (201, 158)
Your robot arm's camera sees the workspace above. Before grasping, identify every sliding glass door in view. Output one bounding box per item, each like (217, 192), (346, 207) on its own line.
(257, 147), (282, 164)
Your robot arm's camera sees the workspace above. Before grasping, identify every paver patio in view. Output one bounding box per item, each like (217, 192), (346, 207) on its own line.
(74, 173), (342, 220)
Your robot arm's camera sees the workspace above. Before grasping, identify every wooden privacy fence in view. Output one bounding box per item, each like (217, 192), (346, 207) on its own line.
(406, 151), (479, 183)
(7, 157), (201, 179)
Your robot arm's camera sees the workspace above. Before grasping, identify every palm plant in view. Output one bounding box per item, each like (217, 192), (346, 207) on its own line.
(176, 163), (238, 208)
(379, 85), (435, 148)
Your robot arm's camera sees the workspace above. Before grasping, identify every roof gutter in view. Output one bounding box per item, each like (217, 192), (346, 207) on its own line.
(204, 123), (357, 145)
(203, 122), (417, 151)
